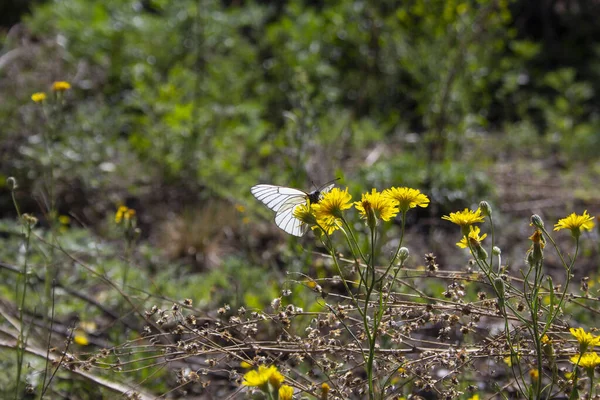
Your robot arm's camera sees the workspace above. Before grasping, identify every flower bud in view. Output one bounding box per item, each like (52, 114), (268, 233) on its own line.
(469, 237), (487, 260)
(7, 177), (18, 190)
(530, 214), (544, 230)
(361, 200), (377, 230)
(397, 247), (410, 264)
(493, 277), (505, 298)
(479, 201), (492, 217)
(492, 246), (501, 256)
(22, 213), (38, 227)
(474, 244), (488, 261)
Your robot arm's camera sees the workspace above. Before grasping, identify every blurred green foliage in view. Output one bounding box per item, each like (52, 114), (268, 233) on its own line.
(0, 0), (594, 213)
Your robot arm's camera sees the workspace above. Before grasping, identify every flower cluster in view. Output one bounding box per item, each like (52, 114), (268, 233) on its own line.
(31, 81), (72, 104)
(570, 327), (600, 373)
(115, 205), (136, 224)
(243, 365), (294, 399)
(293, 186), (430, 236)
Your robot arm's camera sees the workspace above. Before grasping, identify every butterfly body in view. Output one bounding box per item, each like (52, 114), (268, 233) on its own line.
(250, 182), (335, 237)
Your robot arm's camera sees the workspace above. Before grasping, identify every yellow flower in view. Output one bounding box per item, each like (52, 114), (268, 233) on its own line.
(125, 208), (136, 221)
(571, 352), (600, 370)
(529, 368), (539, 382)
(442, 208), (485, 235)
(354, 189), (399, 223)
(243, 365), (279, 388)
(240, 360), (253, 369)
(31, 92), (47, 103)
(467, 395), (479, 400)
(52, 81), (71, 91)
(115, 206), (136, 224)
(73, 331), (89, 346)
(528, 230), (545, 248)
(115, 206), (128, 223)
(383, 187), (430, 213)
(321, 383), (330, 400)
(314, 218), (341, 235)
(456, 225), (487, 248)
(541, 335), (551, 345)
(570, 327), (600, 353)
(279, 385), (294, 400)
(235, 204), (246, 213)
(314, 187), (352, 221)
(293, 202), (318, 227)
(268, 368), (285, 389)
(554, 210), (595, 238)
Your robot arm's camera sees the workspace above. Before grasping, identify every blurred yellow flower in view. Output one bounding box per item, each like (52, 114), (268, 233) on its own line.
(456, 225), (487, 248)
(268, 368), (285, 389)
(571, 352), (600, 370)
(73, 331), (89, 346)
(243, 365), (280, 387)
(279, 384), (294, 400)
(529, 368), (539, 382)
(383, 187), (430, 212)
(115, 206), (136, 224)
(240, 360), (253, 369)
(321, 382), (330, 400)
(541, 334), (551, 345)
(235, 204), (246, 213)
(554, 210), (595, 238)
(354, 189), (399, 222)
(31, 92), (47, 103)
(52, 81), (71, 91)
(115, 206), (128, 223)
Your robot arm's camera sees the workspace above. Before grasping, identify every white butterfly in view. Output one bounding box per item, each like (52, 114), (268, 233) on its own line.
(250, 182), (336, 237)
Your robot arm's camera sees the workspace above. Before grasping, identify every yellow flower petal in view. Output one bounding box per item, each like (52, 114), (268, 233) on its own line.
(383, 187), (430, 212)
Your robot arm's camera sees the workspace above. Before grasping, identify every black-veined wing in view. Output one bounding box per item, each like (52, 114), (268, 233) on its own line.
(250, 182), (336, 237)
(250, 184), (307, 211)
(274, 196), (310, 237)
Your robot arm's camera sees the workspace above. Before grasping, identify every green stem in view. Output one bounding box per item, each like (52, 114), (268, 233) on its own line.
(15, 222), (32, 399)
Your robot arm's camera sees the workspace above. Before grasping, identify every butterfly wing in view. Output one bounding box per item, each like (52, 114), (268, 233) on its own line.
(250, 184), (307, 211)
(275, 197), (309, 237)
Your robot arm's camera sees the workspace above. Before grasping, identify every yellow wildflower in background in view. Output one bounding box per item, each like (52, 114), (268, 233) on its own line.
(570, 327), (600, 353)
(354, 189), (399, 222)
(279, 384), (294, 400)
(73, 330), (89, 346)
(268, 367), (285, 389)
(243, 365), (279, 388)
(115, 206), (136, 224)
(571, 352), (600, 370)
(240, 360), (253, 369)
(321, 382), (330, 400)
(314, 187), (352, 221)
(554, 210), (595, 238)
(383, 187), (430, 212)
(529, 368), (539, 382)
(31, 92), (47, 103)
(52, 81), (71, 91)
(456, 225), (487, 248)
